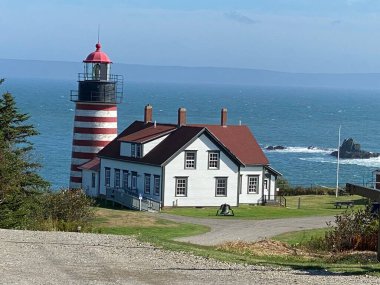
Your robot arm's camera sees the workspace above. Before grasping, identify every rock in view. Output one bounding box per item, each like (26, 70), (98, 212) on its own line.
(330, 138), (380, 159)
(266, 145), (286, 151)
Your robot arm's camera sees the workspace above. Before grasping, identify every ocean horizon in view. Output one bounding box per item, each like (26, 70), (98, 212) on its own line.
(1, 78), (380, 190)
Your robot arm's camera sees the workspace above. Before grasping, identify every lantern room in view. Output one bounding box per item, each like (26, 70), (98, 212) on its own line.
(70, 42), (123, 104)
(83, 43), (112, 81)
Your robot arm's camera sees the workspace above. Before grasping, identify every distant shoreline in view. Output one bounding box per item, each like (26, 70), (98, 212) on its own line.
(2, 58), (380, 89)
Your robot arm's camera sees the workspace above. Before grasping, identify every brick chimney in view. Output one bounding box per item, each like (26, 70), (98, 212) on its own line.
(178, 107), (187, 127)
(221, 108), (227, 127)
(144, 104), (153, 124)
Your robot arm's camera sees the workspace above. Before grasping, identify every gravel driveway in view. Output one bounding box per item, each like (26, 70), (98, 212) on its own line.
(156, 214), (335, 245)
(1, 229), (378, 285)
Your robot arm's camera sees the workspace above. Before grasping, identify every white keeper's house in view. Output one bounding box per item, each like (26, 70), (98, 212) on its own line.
(79, 105), (281, 208)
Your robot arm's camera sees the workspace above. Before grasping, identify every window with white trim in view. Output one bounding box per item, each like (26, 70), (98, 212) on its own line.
(122, 170), (129, 190)
(144, 174), (151, 194)
(91, 172), (96, 188)
(215, 177), (227, 196)
(105, 167), (110, 187)
(136, 144), (142, 158)
(248, 176), (259, 194)
(131, 171), (137, 191)
(208, 151), (220, 169)
(175, 177), (188, 196)
(131, 143), (136, 157)
(154, 175), (160, 196)
(114, 169), (121, 188)
(131, 143), (142, 158)
(185, 151), (196, 169)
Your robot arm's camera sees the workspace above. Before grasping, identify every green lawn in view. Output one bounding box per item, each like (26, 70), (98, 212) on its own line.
(93, 204), (380, 276)
(93, 207), (209, 242)
(273, 227), (328, 246)
(162, 195), (367, 219)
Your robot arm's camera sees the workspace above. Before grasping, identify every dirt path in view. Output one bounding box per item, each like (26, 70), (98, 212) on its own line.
(157, 214), (334, 245)
(1, 229), (378, 285)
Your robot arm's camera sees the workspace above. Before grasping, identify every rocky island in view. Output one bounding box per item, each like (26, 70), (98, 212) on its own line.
(330, 138), (380, 159)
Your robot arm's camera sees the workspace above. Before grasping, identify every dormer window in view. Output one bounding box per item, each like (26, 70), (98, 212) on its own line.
(131, 143), (142, 158)
(131, 144), (135, 157)
(136, 144), (141, 157)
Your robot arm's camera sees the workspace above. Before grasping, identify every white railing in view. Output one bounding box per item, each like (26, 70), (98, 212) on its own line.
(106, 187), (161, 212)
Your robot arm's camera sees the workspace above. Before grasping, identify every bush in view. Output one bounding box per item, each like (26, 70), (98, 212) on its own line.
(307, 206), (378, 252)
(42, 189), (95, 232)
(0, 189), (95, 232)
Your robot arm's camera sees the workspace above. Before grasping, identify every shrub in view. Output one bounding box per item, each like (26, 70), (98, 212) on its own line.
(307, 206), (378, 252)
(42, 189), (95, 232)
(0, 189), (95, 232)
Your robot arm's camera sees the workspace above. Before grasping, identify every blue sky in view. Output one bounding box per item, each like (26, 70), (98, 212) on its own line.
(2, 0), (380, 73)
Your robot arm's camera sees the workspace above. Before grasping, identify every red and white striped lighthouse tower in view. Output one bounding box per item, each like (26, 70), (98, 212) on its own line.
(69, 42), (123, 189)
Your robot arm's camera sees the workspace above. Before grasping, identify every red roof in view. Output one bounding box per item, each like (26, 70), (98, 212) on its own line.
(78, 157), (100, 171)
(83, 43), (112, 63)
(118, 123), (176, 143)
(196, 125), (269, 166)
(98, 121), (269, 167)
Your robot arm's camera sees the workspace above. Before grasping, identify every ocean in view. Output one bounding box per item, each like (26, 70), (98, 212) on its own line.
(2, 78), (380, 189)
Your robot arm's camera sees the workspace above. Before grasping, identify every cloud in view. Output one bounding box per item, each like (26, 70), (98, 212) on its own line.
(224, 11), (259, 25)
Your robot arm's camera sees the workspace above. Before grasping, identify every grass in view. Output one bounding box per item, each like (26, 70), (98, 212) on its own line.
(93, 207), (209, 241)
(162, 195), (367, 219)
(273, 227), (328, 246)
(92, 204), (380, 276)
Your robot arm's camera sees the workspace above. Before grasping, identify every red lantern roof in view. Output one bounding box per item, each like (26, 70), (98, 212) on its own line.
(83, 43), (112, 63)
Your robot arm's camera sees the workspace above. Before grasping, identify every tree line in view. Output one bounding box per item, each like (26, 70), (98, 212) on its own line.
(0, 79), (94, 231)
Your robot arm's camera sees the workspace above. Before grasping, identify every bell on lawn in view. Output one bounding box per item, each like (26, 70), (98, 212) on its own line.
(216, 203), (234, 216)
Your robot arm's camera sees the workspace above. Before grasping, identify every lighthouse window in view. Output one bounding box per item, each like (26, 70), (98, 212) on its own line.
(93, 63), (101, 80)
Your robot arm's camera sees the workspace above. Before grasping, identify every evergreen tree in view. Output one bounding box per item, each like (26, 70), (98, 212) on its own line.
(0, 79), (49, 201)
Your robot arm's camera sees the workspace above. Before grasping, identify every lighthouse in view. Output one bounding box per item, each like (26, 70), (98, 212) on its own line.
(69, 42), (123, 189)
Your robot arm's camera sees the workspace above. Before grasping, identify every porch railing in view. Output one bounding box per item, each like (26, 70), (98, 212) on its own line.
(257, 195), (286, 207)
(106, 187), (161, 212)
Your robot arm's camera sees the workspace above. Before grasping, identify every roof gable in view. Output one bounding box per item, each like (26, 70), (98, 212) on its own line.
(98, 121), (269, 167)
(191, 124), (269, 166)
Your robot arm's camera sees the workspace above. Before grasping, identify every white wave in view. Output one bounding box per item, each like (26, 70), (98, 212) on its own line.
(265, 146), (334, 154)
(300, 156), (380, 168)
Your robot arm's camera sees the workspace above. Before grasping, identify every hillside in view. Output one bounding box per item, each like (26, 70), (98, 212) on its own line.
(2, 58), (380, 89)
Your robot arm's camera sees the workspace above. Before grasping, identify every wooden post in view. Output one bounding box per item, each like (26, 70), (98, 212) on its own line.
(297, 197), (301, 209)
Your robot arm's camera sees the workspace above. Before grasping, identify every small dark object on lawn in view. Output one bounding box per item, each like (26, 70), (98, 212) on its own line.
(216, 203), (234, 216)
